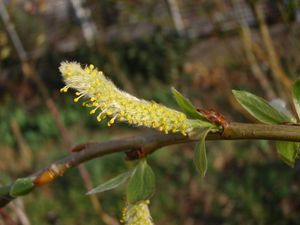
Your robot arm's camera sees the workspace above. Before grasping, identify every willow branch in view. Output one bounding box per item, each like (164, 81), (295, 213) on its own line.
(2, 122), (300, 207)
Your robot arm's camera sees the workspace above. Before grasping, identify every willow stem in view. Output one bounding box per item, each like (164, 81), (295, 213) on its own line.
(2, 122), (300, 208)
(218, 122), (300, 141)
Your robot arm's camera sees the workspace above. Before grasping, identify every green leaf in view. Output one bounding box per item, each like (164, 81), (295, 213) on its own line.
(171, 87), (208, 121)
(292, 80), (300, 120)
(127, 159), (155, 204)
(276, 141), (300, 167)
(86, 171), (133, 195)
(194, 128), (211, 178)
(232, 90), (291, 124)
(9, 178), (34, 197)
(188, 119), (216, 129)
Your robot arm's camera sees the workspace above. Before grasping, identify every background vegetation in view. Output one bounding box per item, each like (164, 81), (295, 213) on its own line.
(1, 0), (300, 224)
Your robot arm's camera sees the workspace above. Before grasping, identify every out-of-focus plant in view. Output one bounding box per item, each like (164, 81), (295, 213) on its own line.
(0, 31), (11, 59)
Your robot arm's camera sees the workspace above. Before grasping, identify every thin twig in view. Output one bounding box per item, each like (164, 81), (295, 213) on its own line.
(0, 0), (28, 62)
(2, 122), (300, 207)
(253, 2), (292, 96)
(9, 200), (31, 225)
(10, 119), (32, 171)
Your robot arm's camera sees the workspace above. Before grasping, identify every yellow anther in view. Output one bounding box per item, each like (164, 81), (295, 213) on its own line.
(109, 118), (115, 124)
(84, 67), (90, 74)
(59, 62), (192, 135)
(60, 86), (69, 93)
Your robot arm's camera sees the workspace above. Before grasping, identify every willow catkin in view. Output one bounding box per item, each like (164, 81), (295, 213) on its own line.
(121, 200), (154, 225)
(59, 62), (193, 135)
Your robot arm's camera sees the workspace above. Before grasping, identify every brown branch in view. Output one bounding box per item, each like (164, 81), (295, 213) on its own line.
(2, 122), (300, 208)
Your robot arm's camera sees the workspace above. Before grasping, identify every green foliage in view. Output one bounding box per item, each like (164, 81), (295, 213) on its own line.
(276, 141), (300, 167)
(171, 87), (207, 120)
(233, 88), (300, 167)
(193, 129), (211, 178)
(9, 178), (34, 197)
(292, 80), (300, 120)
(87, 170), (132, 195)
(232, 90), (291, 124)
(127, 159), (156, 204)
(0, 102), (61, 149)
(114, 33), (190, 83)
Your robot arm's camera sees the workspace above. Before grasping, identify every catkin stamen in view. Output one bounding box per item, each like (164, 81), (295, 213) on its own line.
(122, 200), (154, 225)
(59, 62), (193, 135)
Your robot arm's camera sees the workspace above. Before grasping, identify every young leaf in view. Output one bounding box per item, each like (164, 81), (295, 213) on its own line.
(232, 90), (291, 124)
(276, 141), (300, 167)
(269, 99), (296, 123)
(9, 178), (34, 197)
(292, 80), (300, 120)
(86, 171), (133, 195)
(171, 87), (208, 121)
(188, 119), (217, 130)
(127, 159), (155, 204)
(194, 128), (211, 178)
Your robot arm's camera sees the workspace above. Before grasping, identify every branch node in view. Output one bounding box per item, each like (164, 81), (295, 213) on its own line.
(34, 164), (70, 186)
(125, 147), (148, 161)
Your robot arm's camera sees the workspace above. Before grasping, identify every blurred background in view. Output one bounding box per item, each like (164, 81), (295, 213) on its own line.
(0, 0), (300, 224)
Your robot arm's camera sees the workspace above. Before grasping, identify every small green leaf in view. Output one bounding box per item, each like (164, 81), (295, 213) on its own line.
(9, 178), (34, 197)
(292, 80), (300, 120)
(171, 87), (208, 121)
(194, 129), (211, 178)
(232, 90), (291, 124)
(127, 159), (155, 204)
(276, 141), (300, 167)
(86, 171), (133, 195)
(188, 119), (216, 129)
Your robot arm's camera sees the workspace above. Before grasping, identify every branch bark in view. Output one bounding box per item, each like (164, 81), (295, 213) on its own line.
(2, 122), (300, 208)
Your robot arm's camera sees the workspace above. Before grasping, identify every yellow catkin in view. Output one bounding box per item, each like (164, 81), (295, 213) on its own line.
(59, 62), (193, 135)
(121, 200), (154, 225)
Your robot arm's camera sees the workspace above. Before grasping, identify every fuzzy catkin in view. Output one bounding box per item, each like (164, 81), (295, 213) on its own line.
(121, 200), (154, 225)
(59, 62), (193, 135)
